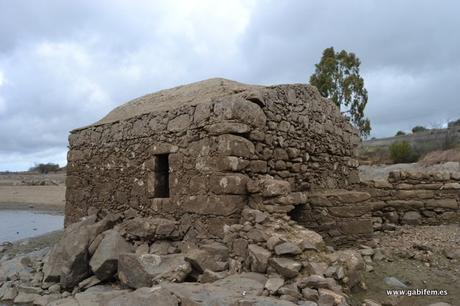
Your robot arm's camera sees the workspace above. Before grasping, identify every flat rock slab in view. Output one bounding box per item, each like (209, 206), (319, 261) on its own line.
(48, 289), (129, 306)
(161, 274), (293, 306)
(161, 275), (263, 306)
(106, 287), (179, 306)
(269, 258), (302, 279)
(118, 253), (191, 288)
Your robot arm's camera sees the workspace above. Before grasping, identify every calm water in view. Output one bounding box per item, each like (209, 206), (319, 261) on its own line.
(0, 210), (64, 243)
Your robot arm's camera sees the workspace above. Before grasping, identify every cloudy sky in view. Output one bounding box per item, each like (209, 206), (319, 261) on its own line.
(0, 0), (459, 171)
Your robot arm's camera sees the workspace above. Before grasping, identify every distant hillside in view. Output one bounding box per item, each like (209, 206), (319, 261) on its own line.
(360, 125), (460, 164)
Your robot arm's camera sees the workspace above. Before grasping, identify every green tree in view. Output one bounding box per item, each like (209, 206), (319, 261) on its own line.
(395, 130), (406, 136)
(389, 141), (419, 163)
(29, 163), (60, 174)
(310, 47), (371, 137)
(412, 126), (428, 133)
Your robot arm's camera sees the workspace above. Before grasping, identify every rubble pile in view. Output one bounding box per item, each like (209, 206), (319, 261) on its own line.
(0, 179), (371, 306)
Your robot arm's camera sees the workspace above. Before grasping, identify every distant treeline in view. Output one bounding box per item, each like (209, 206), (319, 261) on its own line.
(29, 163), (62, 174)
(394, 118), (460, 137)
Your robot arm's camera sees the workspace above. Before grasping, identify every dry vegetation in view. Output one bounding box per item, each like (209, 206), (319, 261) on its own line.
(419, 148), (460, 166)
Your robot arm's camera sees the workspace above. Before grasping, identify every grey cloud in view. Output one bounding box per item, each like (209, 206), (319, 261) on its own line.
(241, 1), (460, 77)
(0, 0), (459, 170)
(239, 0), (460, 136)
(0, 0), (249, 170)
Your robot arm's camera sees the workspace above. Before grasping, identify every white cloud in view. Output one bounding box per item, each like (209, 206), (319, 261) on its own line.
(0, 96), (5, 114)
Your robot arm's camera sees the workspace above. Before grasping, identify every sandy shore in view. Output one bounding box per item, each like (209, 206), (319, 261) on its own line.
(0, 185), (65, 212)
(0, 169), (66, 215)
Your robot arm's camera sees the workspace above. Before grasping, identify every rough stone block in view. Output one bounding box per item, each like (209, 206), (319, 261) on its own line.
(328, 204), (372, 218)
(213, 156), (249, 172)
(167, 114), (191, 131)
(193, 103), (212, 123)
(149, 143), (179, 155)
(248, 244), (271, 273)
(442, 183), (460, 189)
(338, 218), (373, 235)
(274, 192), (308, 205)
(118, 254), (191, 288)
(401, 211), (422, 225)
(209, 174), (249, 195)
(260, 179), (291, 197)
(205, 122), (251, 135)
(268, 258), (301, 279)
(89, 230), (134, 281)
(213, 97), (266, 128)
(248, 160), (268, 173)
(185, 243), (229, 272)
(396, 190), (434, 200)
(216, 134), (255, 158)
(182, 195), (246, 216)
(385, 200), (424, 209)
(373, 180), (393, 189)
(328, 190), (371, 204)
(425, 198), (458, 209)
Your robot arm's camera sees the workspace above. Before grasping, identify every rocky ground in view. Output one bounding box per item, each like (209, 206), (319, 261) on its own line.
(1, 209), (457, 306)
(0, 172), (65, 212)
(0, 208), (364, 306)
(352, 224), (459, 306)
(0, 171), (458, 306)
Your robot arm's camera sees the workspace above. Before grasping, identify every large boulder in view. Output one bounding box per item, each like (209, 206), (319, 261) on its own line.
(42, 216), (96, 285)
(43, 214), (121, 289)
(248, 244), (272, 273)
(119, 217), (179, 241)
(118, 254), (192, 289)
(269, 258), (302, 279)
(274, 242), (301, 256)
(334, 250), (365, 288)
(185, 242), (229, 272)
(89, 230), (134, 281)
(261, 179), (291, 197)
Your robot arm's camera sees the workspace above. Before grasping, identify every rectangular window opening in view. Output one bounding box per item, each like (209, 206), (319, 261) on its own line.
(153, 154), (170, 198)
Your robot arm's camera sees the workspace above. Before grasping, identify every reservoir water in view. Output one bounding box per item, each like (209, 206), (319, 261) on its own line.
(0, 210), (64, 243)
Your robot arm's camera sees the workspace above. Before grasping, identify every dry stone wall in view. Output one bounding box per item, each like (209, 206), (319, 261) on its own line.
(66, 83), (359, 242)
(291, 170), (460, 245)
(363, 170), (460, 227)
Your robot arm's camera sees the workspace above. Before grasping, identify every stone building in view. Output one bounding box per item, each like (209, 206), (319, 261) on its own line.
(65, 78), (360, 238)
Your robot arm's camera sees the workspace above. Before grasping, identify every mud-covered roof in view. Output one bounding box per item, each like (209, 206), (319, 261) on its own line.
(92, 78), (262, 126)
